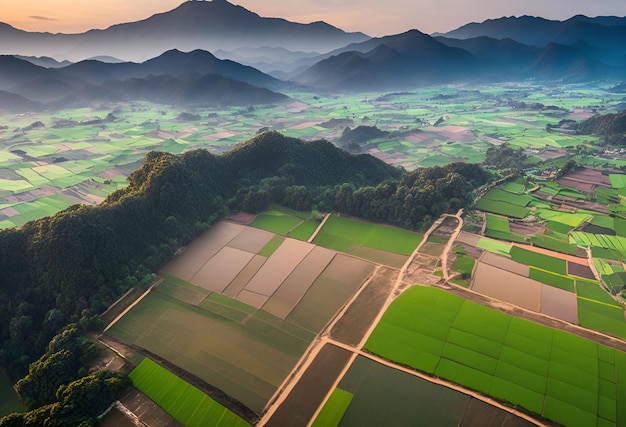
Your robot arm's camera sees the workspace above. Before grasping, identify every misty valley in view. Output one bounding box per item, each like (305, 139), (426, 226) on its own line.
(0, 82), (622, 229)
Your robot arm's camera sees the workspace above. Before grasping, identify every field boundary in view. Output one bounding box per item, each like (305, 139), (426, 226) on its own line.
(103, 278), (162, 333)
(307, 213), (330, 243)
(102, 334), (259, 424)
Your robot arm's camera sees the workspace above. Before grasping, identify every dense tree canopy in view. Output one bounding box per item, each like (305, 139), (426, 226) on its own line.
(483, 143), (528, 171)
(0, 131), (491, 382)
(577, 111), (626, 145)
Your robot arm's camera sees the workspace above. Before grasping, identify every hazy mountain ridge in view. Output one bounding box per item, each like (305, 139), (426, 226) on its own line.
(0, 0), (369, 62)
(291, 15), (626, 91)
(1, 3), (626, 96)
(0, 52), (288, 111)
(59, 49), (284, 90)
(441, 15), (626, 63)
(293, 30), (484, 90)
(434, 36), (616, 81)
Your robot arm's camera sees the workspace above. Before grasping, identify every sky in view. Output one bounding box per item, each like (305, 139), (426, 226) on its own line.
(3, 0), (626, 36)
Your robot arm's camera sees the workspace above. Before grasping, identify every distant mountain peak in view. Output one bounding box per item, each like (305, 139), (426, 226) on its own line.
(0, 0), (369, 61)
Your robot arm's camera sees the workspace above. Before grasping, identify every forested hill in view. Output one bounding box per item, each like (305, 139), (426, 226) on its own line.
(577, 111), (626, 145)
(0, 131), (491, 376)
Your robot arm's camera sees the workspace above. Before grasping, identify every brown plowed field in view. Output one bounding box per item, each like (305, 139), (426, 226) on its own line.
(264, 343), (353, 427)
(330, 267), (398, 346)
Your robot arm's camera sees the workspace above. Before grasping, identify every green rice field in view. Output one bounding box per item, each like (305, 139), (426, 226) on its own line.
(476, 238), (512, 256)
(474, 198), (530, 219)
(365, 286), (626, 427)
(251, 205), (320, 240)
(322, 356), (471, 427)
(485, 214), (511, 233)
(108, 288), (314, 414)
(251, 211), (303, 235)
(311, 388), (354, 427)
(509, 246), (567, 275)
(129, 358), (250, 427)
(529, 267), (576, 292)
(0, 84), (621, 228)
(313, 214), (422, 256)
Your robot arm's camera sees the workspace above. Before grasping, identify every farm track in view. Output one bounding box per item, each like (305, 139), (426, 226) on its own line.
(262, 209), (550, 427)
(104, 210), (626, 426)
(102, 279), (162, 333)
(265, 208), (626, 426)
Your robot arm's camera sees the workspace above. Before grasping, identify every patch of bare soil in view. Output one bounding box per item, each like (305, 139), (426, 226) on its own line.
(119, 389), (182, 427)
(509, 220), (545, 236)
(89, 342), (133, 376)
(461, 398), (538, 427)
(225, 211), (257, 225)
(568, 262), (596, 280)
(264, 344), (353, 427)
(432, 217), (459, 237)
(403, 253), (442, 286)
(98, 335), (140, 363)
(330, 267), (399, 346)
(99, 406), (139, 427)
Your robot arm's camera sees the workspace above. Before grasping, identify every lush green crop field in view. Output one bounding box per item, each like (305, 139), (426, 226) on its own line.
(546, 220), (575, 234)
(365, 286), (626, 427)
(286, 220), (318, 241)
(502, 181), (526, 194)
(577, 298), (626, 340)
(257, 235), (285, 257)
(331, 356), (473, 427)
(485, 213), (511, 233)
(108, 290), (313, 414)
(251, 211), (302, 235)
(509, 246), (567, 275)
(529, 268), (575, 292)
(130, 358), (250, 427)
(482, 189), (533, 207)
(476, 238), (512, 256)
(576, 280), (620, 306)
(474, 199), (529, 218)
(313, 214), (422, 256)
(536, 210), (590, 228)
(311, 388), (353, 427)
(609, 174), (626, 189)
(0, 372), (23, 418)
(572, 232), (626, 258)
(452, 254), (475, 278)
(528, 234), (579, 255)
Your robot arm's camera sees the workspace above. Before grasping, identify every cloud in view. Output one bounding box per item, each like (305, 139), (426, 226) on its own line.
(30, 15), (56, 21)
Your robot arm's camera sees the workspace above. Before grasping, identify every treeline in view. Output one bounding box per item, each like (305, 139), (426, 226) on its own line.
(0, 130), (491, 383)
(577, 111), (626, 145)
(319, 163), (491, 230)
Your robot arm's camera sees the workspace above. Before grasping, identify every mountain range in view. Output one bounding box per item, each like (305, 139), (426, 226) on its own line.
(0, 0), (368, 63)
(0, 50), (288, 111)
(1, 1), (626, 99)
(438, 15), (626, 61)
